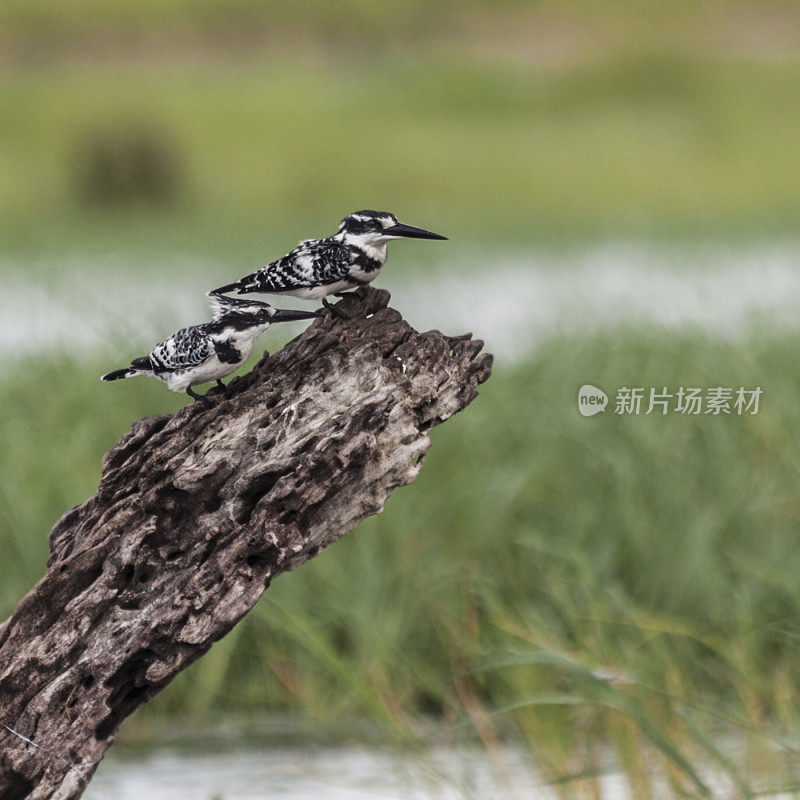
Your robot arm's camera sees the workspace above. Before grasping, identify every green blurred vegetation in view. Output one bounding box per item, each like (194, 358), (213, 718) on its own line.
(0, 0), (740, 45)
(1, 0), (509, 39)
(5, 1), (800, 794)
(3, 331), (800, 795)
(3, 20), (800, 254)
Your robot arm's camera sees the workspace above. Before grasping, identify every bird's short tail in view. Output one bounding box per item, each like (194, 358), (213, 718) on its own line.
(209, 281), (241, 296)
(101, 356), (153, 382)
(101, 367), (141, 382)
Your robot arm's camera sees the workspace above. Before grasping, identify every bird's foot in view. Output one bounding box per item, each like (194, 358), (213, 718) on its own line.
(334, 287), (368, 300)
(216, 379), (231, 399)
(187, 387), (214, 409)
(322, 296), (351, 320)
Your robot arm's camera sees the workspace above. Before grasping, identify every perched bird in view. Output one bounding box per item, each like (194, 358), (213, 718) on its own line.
(101, 294), (318, 407)
(211, 210), (447, 318)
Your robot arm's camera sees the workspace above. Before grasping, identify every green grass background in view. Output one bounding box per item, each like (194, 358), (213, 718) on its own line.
(5, 27), (800, 254)
(4, 2), (800, 796)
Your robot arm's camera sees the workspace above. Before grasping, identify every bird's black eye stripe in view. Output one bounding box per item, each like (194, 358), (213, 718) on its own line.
(342, 215), (387, 234)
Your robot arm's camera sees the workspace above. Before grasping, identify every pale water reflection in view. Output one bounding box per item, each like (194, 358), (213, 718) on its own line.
(85, 743), (630, 800)
(3, 241), (800, 366)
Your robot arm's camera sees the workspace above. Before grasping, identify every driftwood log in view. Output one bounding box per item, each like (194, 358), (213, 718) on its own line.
(0, 287), (492, 800)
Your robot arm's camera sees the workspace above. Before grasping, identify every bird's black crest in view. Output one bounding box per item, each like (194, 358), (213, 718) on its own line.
(207, 292), (272, 322)
(338, 210), (396, 234)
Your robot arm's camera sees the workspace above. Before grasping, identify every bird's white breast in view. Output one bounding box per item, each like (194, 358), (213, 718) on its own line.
(161, 355), (232, 391)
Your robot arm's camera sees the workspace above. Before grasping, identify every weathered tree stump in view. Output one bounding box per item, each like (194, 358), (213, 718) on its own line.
(0, 287), (492, 800)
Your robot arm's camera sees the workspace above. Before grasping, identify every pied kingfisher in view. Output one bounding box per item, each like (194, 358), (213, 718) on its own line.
(101, 294), (318, 407)
(211, 210), (447, 318)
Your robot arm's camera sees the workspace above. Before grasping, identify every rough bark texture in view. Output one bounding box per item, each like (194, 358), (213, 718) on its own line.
(0, 287), (492, 800)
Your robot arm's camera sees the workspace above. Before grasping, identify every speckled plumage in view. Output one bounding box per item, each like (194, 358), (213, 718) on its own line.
(147, 326), (213, 373)
(234, 237), (372, 297)
(211, 210), (447, 302)
(101, 295), (318, 403)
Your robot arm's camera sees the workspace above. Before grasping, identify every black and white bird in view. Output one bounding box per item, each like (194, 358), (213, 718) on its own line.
(211, 210), (447, 318)
(101, 294), (318, 407)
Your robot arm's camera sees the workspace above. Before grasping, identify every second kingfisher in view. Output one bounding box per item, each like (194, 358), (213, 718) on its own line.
(211, 210), (447, 318)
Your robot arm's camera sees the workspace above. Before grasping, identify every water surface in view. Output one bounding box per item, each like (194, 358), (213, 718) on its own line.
(3, 241), (799, 366)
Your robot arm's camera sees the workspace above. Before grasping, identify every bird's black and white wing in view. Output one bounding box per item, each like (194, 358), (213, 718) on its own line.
(234, 238), (355, 293)
(148, 326), (212, 372)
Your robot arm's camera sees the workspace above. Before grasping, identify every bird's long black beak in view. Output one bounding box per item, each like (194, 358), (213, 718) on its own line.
(385, 222), (448, 240)
(270, 308), (321, 322)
